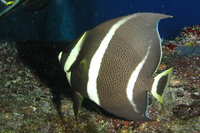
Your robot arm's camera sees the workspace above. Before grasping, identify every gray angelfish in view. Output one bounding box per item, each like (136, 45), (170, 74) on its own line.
(58, 13), (173, 121)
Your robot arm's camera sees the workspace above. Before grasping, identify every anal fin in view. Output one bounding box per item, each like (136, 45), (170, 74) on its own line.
(151, 67), (173, 103)
(73, 91), (84, 121)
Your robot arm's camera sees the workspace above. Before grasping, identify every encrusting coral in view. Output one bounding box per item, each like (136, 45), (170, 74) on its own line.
(175, 24), (200, 46)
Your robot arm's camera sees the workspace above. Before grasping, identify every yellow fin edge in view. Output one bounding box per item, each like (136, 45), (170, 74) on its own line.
(151, 67), (173, 103)
(5, 1), (15, 6)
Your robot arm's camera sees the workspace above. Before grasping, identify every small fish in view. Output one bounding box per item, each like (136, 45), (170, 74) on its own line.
(0, 0), (51, 17)
(58, 13), (173, 121)
(1, 0), (14, 6)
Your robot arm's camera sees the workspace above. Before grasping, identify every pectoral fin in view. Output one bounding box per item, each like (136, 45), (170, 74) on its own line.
(77, 58), (87, 78)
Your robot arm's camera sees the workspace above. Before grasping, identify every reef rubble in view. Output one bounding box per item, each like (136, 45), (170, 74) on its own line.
(0, 41), (199, 132)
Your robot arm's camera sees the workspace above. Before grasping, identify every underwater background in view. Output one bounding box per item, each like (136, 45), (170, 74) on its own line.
(0, 0), (200, 42)
(0, 0), (200, 132)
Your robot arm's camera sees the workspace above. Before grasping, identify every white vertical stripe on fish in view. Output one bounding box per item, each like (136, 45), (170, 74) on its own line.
(87, 15), (137, 105)
(63, 32), (87, 86)
(126, 44), (151, 113)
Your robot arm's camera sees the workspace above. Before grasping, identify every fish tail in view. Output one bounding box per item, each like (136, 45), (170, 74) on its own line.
(151, 67), (173, 103)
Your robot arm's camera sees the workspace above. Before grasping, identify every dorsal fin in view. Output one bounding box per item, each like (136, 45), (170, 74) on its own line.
(113, 13), (172, 76)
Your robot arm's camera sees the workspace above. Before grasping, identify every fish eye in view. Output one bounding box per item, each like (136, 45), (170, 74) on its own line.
(66, 47), (72, 53)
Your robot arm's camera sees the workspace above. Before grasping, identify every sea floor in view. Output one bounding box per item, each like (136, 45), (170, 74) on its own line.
(0, 41), (199, 133)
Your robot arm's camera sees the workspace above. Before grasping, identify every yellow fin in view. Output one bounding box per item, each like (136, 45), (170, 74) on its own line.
(151, 67), (173, 103)
(5, 1), (14, 6)
(78, 58), (87, 78)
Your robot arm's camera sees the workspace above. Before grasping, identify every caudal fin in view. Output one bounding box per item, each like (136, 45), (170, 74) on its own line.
(151, 67), (173, 103)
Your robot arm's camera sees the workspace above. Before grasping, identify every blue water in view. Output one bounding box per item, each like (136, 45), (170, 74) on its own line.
(0, 0), (199, 41)
(91, 0), (200, 39)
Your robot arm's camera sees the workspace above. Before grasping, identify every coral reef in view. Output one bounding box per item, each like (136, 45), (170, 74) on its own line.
(0, 41), (199, 132)
(175, 24), (200, 46)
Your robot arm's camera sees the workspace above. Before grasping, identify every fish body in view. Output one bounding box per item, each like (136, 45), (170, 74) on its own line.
(58, 13), (173, 121)
(0, 0), (51, 17)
